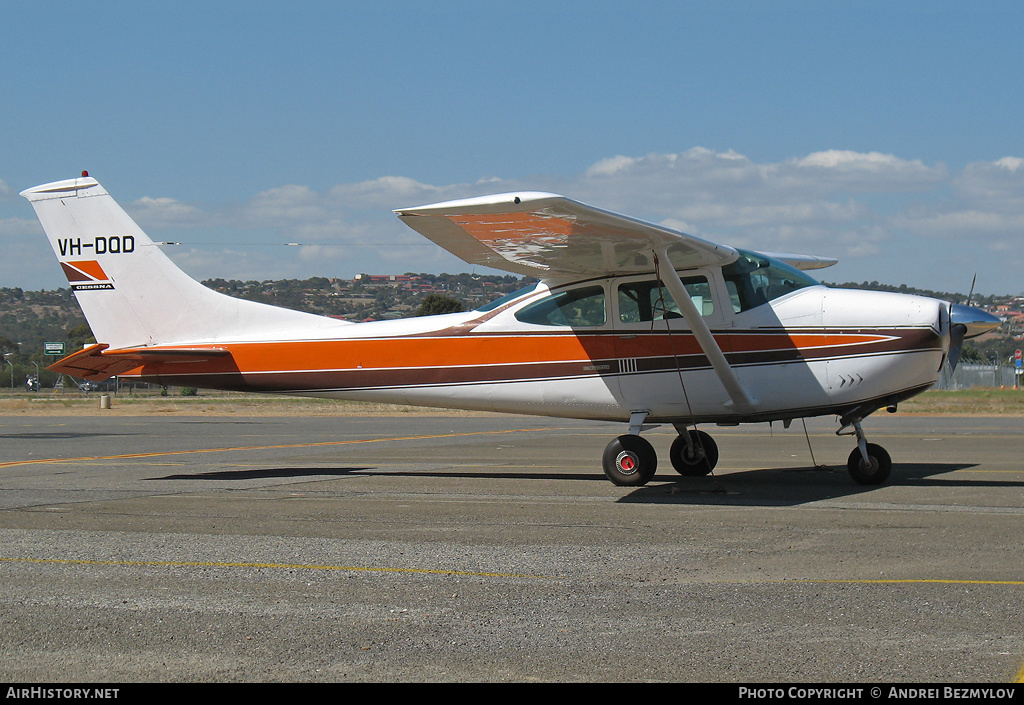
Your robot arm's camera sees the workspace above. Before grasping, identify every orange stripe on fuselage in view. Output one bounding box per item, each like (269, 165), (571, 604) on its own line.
(111, 330), (902, 379)
(727, 332), (896, 353)
(212, 335), (620, 373)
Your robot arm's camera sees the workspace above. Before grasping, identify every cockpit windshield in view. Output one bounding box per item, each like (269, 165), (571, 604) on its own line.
(722, 250), (820, 312)
(475, 282), (539, 312)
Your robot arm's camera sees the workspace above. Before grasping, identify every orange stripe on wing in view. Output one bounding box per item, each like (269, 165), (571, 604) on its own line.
(453, 212), (575, 244)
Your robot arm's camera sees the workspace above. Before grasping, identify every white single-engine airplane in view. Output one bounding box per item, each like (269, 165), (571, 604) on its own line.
(21, 173), (1000, 487)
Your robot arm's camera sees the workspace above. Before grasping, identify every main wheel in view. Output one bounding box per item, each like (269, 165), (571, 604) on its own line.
(602, 434), (658, 487)
(847, 443), (892, 485)
(669, 429), (719, 476)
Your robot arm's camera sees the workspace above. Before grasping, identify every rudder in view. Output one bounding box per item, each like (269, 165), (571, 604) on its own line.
(21, 174), (344, 349)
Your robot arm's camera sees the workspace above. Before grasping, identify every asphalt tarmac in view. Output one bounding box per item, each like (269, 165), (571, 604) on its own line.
(1, 412), (1022, 683)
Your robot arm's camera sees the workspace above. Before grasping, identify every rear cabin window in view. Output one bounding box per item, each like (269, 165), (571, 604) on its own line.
(617, 277), (715, 323)
(514, 285), (607, 327)
(722, 250), (819, 313)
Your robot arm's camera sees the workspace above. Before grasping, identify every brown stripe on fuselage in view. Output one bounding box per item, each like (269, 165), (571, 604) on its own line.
(111, 326), (943, 393)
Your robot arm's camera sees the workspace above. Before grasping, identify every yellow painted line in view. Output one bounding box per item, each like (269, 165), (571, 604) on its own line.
(4, 558), (1013, 587)
(0, 426), (573, 470)
(0, 556), (560, 580)
(1015, 660), (1024, 684)
(793, 578), (1024, 586)
(955, 470), (1024, 474)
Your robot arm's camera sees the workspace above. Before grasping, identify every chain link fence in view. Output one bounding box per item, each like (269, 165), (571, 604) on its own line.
(935, 363), (1022, 390)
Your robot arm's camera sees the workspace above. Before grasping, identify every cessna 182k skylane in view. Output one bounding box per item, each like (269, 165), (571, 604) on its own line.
(21, 174), (1000, 487)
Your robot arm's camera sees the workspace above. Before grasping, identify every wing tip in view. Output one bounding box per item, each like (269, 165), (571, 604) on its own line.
(20, 176), (102, 201)
(395, 191), (563, 216)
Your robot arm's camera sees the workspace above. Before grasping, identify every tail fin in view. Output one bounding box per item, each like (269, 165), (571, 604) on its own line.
(21, 175), (344, 349)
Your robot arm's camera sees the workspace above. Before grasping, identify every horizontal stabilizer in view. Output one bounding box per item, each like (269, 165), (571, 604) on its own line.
(48, 343), (231, 382)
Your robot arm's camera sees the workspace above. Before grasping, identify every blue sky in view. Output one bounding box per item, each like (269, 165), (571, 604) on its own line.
(2, 1), (1022, 295)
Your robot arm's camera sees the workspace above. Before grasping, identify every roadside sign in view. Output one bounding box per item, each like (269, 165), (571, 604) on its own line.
(1016, 349), (1022, 368)
(44, 342), (65, 356)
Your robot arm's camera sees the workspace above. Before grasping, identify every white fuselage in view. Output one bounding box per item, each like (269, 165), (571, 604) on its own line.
(124, 274), (948, 426)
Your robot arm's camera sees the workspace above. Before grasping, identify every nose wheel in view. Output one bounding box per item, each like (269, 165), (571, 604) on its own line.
(847, 443), (891, 485)
(842, 419), (892, 485)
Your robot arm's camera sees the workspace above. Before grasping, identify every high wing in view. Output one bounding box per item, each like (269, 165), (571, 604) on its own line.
(395, 192), (741, 277)
(759, 252), (839, 271)
(397, 191), (839, 414)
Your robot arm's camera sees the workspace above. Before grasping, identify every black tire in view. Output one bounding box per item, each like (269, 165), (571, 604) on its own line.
(847, 443), (892, 485)
(669, 429), (719, 476)
(602, 434), (658, 486)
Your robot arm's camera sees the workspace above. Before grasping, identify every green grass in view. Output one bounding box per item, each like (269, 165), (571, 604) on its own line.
(900, 388), (1024, 416)
(0, 387), (1021, 416)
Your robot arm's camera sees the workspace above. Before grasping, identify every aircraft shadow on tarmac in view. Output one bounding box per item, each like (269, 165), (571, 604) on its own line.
(147, 460), (1024, 507)
(152, 467), (373, 480)
(618, 461), (1024, 506)
(0, 431), (140, 440)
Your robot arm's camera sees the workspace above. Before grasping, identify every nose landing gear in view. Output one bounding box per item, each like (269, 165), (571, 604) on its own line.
(840, 419), (892, 485)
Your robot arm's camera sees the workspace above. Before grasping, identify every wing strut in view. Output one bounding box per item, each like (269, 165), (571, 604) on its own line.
(655, 248), (759, 412)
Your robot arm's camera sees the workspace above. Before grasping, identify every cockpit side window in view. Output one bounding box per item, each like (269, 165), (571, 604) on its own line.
(617, 277), (714, 323)
(722, 250), (819, 313)
(514, 285), (607, 327)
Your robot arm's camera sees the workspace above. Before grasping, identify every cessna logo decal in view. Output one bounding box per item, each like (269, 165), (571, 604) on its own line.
(60, 260), (114, 290)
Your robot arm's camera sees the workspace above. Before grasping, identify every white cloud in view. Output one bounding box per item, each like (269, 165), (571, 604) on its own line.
(795, 150), (906, 170)
(585, 155), (643, 177)
(246, 185), (326, 226)
(127, 196), (207, 229)
(327, 175), (445, 209)
(0, 216), (42, 237)
(995, 156), (1023, 172)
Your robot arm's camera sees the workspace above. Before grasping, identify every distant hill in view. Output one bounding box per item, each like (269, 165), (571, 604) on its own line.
(0, 273), (530, 387)
(825, 280), (1003, 307)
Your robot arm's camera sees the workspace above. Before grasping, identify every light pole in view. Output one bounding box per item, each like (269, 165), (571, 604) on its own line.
(2, 353), (13, 389)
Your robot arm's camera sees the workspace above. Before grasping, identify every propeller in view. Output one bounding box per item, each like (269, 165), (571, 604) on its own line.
(947, 315), (967, 375)
(945, 276), (1002, 374)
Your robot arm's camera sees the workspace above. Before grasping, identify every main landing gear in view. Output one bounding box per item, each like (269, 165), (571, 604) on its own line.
(601, 413), (719, 487)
